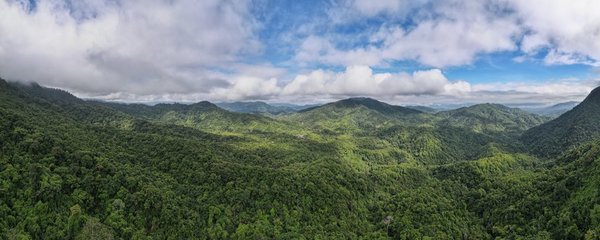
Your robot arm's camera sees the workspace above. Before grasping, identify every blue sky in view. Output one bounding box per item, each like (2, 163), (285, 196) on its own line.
(1, 0), (599, 104)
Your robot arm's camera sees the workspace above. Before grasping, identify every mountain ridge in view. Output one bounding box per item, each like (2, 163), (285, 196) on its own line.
(299, 97), (422, 115)
(3, 78), (600, 239)
(522, 86), (600, 157)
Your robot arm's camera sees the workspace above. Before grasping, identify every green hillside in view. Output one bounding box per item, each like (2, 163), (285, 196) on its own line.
(437, 103), (549, 134)
(2, 79), (600, 239)
(215, 101), (307, 115)
(522, 86), (600, 157)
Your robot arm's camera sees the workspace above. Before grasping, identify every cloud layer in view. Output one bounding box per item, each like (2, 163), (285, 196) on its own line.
(0, 0), (599, 104)
(0, 0), (258, 95)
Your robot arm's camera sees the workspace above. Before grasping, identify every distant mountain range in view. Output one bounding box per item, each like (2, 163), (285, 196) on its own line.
(2, 78), (600, 239)
(216, 101), (317, 115)
(212, 98), (581, 120)
(522, 88), (600, 157)
(515, 101), (580, 117)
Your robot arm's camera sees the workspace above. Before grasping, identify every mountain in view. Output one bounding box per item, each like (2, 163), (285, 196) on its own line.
(522, 86), (600, 157)
(1, 81), (134, 127)
(216, 101), (296, 114)
(97, 100), (286, 134)
(4, 78), (600, 239)
(436, 103), (549, 134)
(0, 79), (494, 239)
(520, 101), (579, 117)
(270, 103), (319, 111)
(310, 97), (422, 116)
(288, 97), (426, 134)
(289, 99), (520, 164)
(405, 105), (438, 113)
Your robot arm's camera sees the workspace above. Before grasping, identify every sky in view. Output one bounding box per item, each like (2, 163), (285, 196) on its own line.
(1, 0), (600, 105)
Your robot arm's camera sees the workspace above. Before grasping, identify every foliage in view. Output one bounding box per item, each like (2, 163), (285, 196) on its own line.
(523, 87), (600, 157)
(2, 79), (600, 239)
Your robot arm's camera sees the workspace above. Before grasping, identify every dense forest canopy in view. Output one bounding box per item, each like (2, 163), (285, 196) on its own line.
(2, 78), (600, 239)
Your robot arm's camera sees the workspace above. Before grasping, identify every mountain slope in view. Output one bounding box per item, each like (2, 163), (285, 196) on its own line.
(522, 86), (600, 157)
(437, 103), (548, 134)
(216, 101), (295, 114)
(301, 97), (422, 116)
(1, 78), (493, 239)
(522, 101), (579, 117)
(405, 105), (438, 113)
(1, 81), (133, 127)
(6, 78), (600, 239)
(97, 101), (287, 134)
(287, 97), (427, 133)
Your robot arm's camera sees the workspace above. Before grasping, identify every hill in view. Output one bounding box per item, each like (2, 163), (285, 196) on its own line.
(522, 86), (600, 157)
(437, 103), (549, 134)
(96, 101), (287, 134)
(405, 105), (438, 113)
(302, 97), (422, 116)
(1, 78), (497, 239)
(4, 78), (600, 239)
(287, 97), (427, 133)
(216, 101), (295, 115)
(521, 101), (579, 117)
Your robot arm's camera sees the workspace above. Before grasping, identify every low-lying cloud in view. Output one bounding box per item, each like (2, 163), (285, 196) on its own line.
(0, 0), (257, 95)
(0, 0), (599, 104)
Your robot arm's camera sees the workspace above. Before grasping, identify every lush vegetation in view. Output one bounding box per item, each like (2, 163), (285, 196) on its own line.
(522, 87), (600, 157)
(215, 101), (313, 115)
(1, 78), (600, 239)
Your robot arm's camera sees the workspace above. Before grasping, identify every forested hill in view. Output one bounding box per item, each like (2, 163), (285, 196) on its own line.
(2, 79), (600, 239)
(300, 97), (422, 116)
(436, 103), (549, 134)
(95, 100), (287, 134)
(215, 101), (305, 115)
(522, 86), (600, 157)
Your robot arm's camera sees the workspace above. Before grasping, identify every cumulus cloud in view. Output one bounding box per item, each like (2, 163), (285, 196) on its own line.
(1, 0), (599, 104)
(79, 64), (597, 105)
(297, 1), (520, 68)
(368, 78), (599, 106)
(510, 0), (600, 65)
(300, 0), (600, 68)
(282, 65), (468, 97)
(0, 0), (259, 95)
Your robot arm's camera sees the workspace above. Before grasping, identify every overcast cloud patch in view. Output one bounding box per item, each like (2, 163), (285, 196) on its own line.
(0, 0), (599, 104)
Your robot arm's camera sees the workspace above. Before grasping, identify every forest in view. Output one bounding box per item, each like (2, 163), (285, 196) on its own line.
(1, 78), (600, 239)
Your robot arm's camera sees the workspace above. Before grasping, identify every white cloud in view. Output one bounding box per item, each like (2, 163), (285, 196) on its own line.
(350, 0), (412, 17)
(1, 0), (599, 104)
(299, 0), (600, 68)
(508, 0), (600, 65)
(211, 76), (280, 101)
(282, 65), (467, 97)
(297, 1), (520, 68)
(543, 50), (600, 66)
(294, 36), (381, 66)
(78, 64), (598, 105)
(0, 0), (259, 95)
(472, 79), (596, 97)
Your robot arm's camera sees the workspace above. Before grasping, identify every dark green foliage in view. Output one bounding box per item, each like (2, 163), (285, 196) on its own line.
(404, 105), (438, 113)
(300, 97), (422, 116)
(522, 86), (600, 157)
(2, 79), (600, 239)
(522, 101), (579, 117)
(216, 101), (307, 115)
(437, 103), (549, 134)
